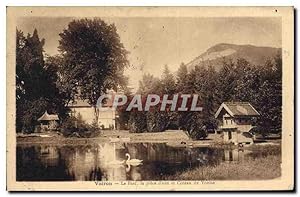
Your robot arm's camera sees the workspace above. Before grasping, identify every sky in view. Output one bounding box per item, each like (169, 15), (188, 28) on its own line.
(17, 17), (282, 90)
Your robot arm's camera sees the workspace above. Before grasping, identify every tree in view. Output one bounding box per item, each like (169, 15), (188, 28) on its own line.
(137, 73), (162, 95)
(58, 18), (129, 123)
(16, 29), (27, 132)
(45, 55), (75, 107)
(16, 29), (47, 132)
(16, 29), (46, 102)
(160, 65), (177, 130)
(177, 65), (218, 138)
(128, 70), (177, 133)
(233, 59), (260, 103)
(128, 110), (147, 133)
(231, 57), (282, 135)
(201, 65), (219, 130)
(183, 112), (208, 140)
(44, 55), (70, 119)
(161, 65), (176, 95)
(16, 29), (64, 132)
(116, 86), (133, 130)
(216, 58), (238, 103)
(131, 73), (164, 132)
(176, 63), (188, 93)
(256, 55), (282, 134)
(146, 108), (168, 132)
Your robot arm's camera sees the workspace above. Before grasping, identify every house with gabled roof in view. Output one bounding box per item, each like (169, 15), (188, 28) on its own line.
(215, 102), (260, 144)
(68, 98), (117, 130)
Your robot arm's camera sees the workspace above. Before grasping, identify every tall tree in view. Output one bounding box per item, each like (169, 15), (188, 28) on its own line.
(160, 65), (178, 130)
(176, 63), (188, 93)
(216, 58), (238, 103)
(256, 55), (282, 134)
(137, 73), (162, 95)
(58, 18), (129, 123)
(161, 65), (176, 95)
(16, 29), (63, 132)
(201, 65), (219, 129)
(136, 73), (165, 132)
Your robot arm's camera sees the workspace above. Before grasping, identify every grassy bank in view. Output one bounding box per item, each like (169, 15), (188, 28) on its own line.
(164, 146), (281, 180)
(17, 130), (191, 145)
(16, 130), (280, 147)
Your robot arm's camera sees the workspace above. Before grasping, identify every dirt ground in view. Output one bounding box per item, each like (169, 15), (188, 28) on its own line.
(16, 130), (280, 147)
(17, 130), (220, 146)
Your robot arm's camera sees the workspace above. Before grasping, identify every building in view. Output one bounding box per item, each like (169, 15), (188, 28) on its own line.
(68, 99), (117, 129)
(215, 102), (260, 144)
(37, 111), (59, 132)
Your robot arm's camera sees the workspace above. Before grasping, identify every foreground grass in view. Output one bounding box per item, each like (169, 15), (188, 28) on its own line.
(164, 154), (281, 180)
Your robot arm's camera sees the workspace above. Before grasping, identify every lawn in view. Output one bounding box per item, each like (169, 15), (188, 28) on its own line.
(17, 130), (191, 145)
(164, 145), (281, 180)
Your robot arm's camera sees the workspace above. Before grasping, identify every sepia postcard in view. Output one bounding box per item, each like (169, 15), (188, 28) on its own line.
(6, 7), (294, 191)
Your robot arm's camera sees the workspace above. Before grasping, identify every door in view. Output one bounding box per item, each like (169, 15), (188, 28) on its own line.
(228, 131), (232, 140)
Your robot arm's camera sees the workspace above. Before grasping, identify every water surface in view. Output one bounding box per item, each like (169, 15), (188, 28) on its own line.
(17, 142), (255, 181)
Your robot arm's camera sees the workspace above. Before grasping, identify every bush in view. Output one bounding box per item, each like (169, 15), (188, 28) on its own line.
(60, 115), (99, 137)
(146, 110), (168, 132)
(128, 109), (174, 133)
(188, 125), (208, 140)
(128, 111), (147, 133)
(183, 112), (208, 140)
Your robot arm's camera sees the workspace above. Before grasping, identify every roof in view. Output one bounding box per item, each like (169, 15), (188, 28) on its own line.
(215, 102), (260, 118)
(68, 98), (113, 108)
(68, 99), (92, 108)
(38, 111), (59, 121)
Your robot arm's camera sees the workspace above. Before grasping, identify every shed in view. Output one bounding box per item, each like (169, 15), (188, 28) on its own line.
(38, 111), (59, 131)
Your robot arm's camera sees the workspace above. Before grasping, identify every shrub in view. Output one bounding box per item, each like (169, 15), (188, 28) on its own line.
(128, 111), (147, 133)
(184, 112), (208, 140)
(188, 125), (208, 140)
(146, 110), (168, 132)
(60, 115), (99, 137)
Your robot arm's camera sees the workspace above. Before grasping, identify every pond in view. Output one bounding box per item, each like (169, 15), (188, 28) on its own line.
(17, 142), (260, 181)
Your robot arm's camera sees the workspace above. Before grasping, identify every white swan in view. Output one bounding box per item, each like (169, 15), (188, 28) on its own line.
(107, 159), (125, 166)
(125, 153), (143, 166)
(125, 163), (131, 172)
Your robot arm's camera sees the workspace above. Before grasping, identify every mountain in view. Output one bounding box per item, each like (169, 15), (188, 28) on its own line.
(186, 43), (281, 71)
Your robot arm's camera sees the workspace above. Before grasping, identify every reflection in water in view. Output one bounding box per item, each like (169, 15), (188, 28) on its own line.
(17, 143), (251, 181)
(223, 149), (252, 163)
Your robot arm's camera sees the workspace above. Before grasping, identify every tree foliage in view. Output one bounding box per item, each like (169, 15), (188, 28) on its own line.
(128, 56), (282, 138)
(16, 29), (66, 132)
(58, 18), (129, 117)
